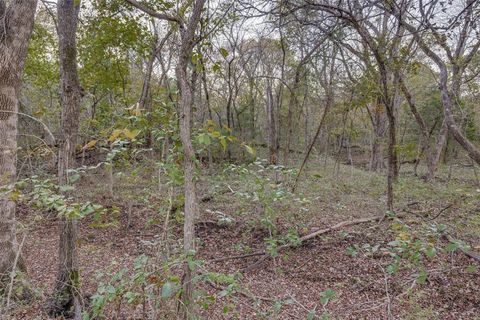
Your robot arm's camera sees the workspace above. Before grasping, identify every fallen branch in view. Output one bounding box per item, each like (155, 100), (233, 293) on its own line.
(296, 214), (405, 243)
(209, 252), (265, 263)
(428, 203), (453, 220)
(444, 234), (480, 263)
(212, 213), (407, 270)
(206, 279), (277, 302)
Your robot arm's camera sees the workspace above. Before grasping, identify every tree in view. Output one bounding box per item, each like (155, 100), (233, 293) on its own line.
(0, 0), (38, 288)
(125, 0), (206, 317)
(286, 0), (405, 210)
(44, 0), (83, 318)
(390, 0), (480, 166)
(284, 37), (324, 165)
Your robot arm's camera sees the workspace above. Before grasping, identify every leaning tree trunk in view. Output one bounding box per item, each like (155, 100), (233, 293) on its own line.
(390, 3), (480, 167)
(45, 1), (83, 318)
(0, 0), (38, 289)
(439, 71), (480, 165)
(399, 74), (448, 181)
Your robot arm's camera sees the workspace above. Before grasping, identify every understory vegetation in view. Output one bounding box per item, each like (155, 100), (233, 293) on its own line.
(0, 0), (479, 319)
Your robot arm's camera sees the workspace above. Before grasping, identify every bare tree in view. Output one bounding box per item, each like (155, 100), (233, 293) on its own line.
(284, 38), (324, 165)
(390, 0), (480, 166)
(285, 1), (402, 210)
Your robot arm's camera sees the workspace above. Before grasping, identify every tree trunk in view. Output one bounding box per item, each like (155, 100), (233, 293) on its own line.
(425, 120), (448, 181)
(367, 102), (387, 171)
(439, 74), (480, 165)
(292, 85), (333, 192)
(265, 79), (278, 165)
(284, 40), (323, 165)
(249, 79), (255, 141)
(391, 3), (480, 166)
(175, 1), (206, 318)
(140, 28), (158, 148)
(45, 1), (83, 318)
(0, 0), (38, 289)
(399, 74), (448, 181)
(284, 75), (299, 166)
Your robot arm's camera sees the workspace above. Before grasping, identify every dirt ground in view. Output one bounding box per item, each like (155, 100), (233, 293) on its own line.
(6, 158), (480, 319)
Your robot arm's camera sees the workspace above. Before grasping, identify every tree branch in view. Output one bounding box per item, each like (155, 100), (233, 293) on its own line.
(124, 0), (181, 24)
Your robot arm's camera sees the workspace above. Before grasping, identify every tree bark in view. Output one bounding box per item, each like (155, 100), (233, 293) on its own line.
(265, 79), (278, 165)
(175, 1), (206, 318)
(391, 1), (480, 166)
(367, 101), (387, 171)
(0, 0), (38, 288)
(398, 73), (448, 181)
(119, 9), (207, 315)
(45, 1), (83, 318)
(140, 27), (158, 148)
(425, 120), (448, 181)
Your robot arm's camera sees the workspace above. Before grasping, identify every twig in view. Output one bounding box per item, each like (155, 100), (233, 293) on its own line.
(0, 110), (55, 144)
(380, 265), (393, 319)
(209, 252), (266, 263)
(6, 234), (27, 309)
(286, 291), (318, 317)
(206, 280), (277, 302)
(428, 203), (453, 220)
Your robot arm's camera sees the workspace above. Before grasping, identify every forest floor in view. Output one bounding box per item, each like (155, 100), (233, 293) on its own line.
(7, 154), (480, 319)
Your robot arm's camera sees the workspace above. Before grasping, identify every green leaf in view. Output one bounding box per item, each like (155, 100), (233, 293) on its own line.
(219, 137), (227, 151)
(465, 265), (477, 273)
(446, 241), (459, 253)
(425, 246), (436, 258)
(125, 291), (137, 303)
(219, 47), (229, 58)
(212, 61), (221, 73)
(123, 128), (140, 140)
(307, 310), (316, 320)
(320, 289), (335, 305)
(197, 133), (211, 146)
(346, 246), (358, 257)
(69, 173), (81, 183)
(59, 185), (75, 192)
(435, 224), (447, 233)
(243, 144), (256, 157)
(416, 269), (428, 284)
(161, 282), (173, 299)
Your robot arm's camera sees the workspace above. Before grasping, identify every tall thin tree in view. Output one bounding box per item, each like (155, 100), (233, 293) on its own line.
(45, 0), (83, 318)
(125, 0), (206, 317)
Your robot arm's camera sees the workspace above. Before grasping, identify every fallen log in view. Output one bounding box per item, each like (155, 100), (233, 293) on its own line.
(210, 213), (407, 268)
